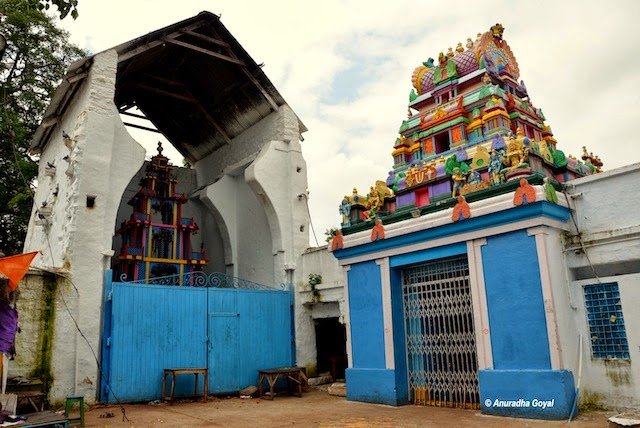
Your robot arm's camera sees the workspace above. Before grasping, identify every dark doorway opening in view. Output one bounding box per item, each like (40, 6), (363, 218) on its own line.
(314, 317), (347, 381)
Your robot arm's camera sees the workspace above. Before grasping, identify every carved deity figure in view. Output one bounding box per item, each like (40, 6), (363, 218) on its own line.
(502, 127), (529, 170)
(451, 167), (467, 198)
(489, 150), (505, 185)
(368, 186), (382, 212)
(339, 197), (351, 227)
(468, 169), (481, 185)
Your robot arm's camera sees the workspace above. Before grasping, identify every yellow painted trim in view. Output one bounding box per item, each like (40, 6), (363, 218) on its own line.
(172, 204), (177, 259)
(146, 219), (153, 258)
(466, 119), (483, 131)
(415, 67), (429, 93)
(481, 109), (510, 121)
(391, 147), (409, 156)
(179, 264), (184, 286)
(145, 257), (189, 265)
(408, 142), (421, 153)
(145, 261), (150, 282)
(172, 203), (177, 226)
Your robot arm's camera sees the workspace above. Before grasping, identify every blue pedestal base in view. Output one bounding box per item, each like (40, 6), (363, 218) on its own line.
(346, 368), (407, 406)
(479, 369), (576, 420)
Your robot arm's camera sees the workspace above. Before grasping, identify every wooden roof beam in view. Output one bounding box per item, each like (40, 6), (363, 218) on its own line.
(206, 28), (279, 112)
(194, 103), (232, 145)
(117, 21), (205, 63)
(238, 66), (279, 112)
(181, 29), (230, 48)
(162, 38), (245, 66)
(129, 83), (197, 103)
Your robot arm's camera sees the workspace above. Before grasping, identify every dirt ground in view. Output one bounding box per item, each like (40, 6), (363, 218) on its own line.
(80, 388), (614, 428)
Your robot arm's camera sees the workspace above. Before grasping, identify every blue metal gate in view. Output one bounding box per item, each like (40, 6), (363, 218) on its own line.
(100, 271), (293, 402)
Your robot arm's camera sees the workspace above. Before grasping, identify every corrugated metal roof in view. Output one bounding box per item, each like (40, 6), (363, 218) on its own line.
(30, 11), (306, 161)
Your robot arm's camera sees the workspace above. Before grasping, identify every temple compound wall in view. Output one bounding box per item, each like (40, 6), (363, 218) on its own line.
(20, 39), (309, 403)
(563, 163), (640, 410)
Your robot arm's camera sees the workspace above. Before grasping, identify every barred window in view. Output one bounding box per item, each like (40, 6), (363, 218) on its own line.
(584, 282), (629, 359)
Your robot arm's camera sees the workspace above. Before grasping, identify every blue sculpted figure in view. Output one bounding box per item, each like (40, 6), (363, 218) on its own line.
(468, 169), (481, 185)
(339, 197), (351, 227)
(489, 150), (504, 185)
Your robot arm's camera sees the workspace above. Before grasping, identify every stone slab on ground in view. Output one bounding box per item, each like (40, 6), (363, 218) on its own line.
(327, 382), (346, 397)
(609, 413), (640, 427)
(308, 375), (333, 386)
(239, 386), (257, 397)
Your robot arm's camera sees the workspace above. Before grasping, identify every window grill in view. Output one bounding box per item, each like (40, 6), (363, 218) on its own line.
(584, 282), (629, 360)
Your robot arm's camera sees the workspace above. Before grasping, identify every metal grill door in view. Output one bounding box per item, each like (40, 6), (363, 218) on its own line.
(402, 256), (479, 409)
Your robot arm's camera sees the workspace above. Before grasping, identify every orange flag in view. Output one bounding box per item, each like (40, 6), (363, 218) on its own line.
(0, 252), (39, 291)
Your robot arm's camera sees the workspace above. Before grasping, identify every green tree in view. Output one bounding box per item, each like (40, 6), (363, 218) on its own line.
(27, 0), (79, 20)
(0, 0), (84, 254)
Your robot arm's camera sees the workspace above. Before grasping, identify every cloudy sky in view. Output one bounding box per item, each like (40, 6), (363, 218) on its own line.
(59, 0), (640, 246)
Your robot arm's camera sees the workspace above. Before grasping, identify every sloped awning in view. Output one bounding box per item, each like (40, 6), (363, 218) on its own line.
(30, 11), (306, 162)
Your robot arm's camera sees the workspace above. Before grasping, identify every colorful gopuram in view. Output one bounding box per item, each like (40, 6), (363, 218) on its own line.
(331, 24), (607, 420)
(114, 143), (206, 283)
(337, 23), (601, 232)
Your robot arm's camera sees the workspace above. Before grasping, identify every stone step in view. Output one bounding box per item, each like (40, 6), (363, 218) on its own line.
(328, 382), (346, 397)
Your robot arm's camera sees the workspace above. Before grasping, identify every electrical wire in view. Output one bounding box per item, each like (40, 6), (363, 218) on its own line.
(562, 188), (602, 284)
(8, 125), (130, 420)
(300, 193), (319, 247)
(43, 226), (130, 422)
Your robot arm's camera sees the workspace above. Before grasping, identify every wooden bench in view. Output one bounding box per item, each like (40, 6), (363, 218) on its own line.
(257, 367), (307, 400)
(161, 368), (208, 404)
(16, 391), (46, 412)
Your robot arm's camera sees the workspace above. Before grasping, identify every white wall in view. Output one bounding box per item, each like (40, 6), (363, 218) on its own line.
(21, 52), (311, 404)
(22, 49), (146, 404)
(197, 105), (309, 287)
(563, 163), (640, 409)
(295, 245), (345, 373)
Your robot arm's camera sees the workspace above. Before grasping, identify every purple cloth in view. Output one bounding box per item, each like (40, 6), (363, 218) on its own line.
(0, 300), (18, 354)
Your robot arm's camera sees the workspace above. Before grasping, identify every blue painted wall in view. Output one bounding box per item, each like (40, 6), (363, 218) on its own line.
(334, 201), (569, 261)
(336, 206), (576, 419)
(482, 230), (551, 369)
(346, 368), (400, 405)
(479, 370), (576, 420)
(390, 242), (467, 268)
(389, 267), (409, 405)
(348, 261), (385, 369)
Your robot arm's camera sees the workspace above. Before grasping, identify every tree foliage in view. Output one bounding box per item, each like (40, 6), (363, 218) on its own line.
(0, 0), (84, 254)
(27, 0), (79, 20)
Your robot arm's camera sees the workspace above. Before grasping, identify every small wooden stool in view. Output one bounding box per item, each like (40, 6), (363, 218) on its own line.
(64, 394), (85, 427)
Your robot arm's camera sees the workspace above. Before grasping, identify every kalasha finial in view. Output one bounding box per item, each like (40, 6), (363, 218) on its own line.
(466, 38), (474, 50)
(447, 47), (454, 58)
(438, 52), (447, 66)
(491, 23), (504, 40)
(157, 141), (164, 155)
(456, 42), (464, 53)
(581, 146), (604, 172)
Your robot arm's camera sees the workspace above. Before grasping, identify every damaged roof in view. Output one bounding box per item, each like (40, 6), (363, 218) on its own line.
(30, 11), (306, 161)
